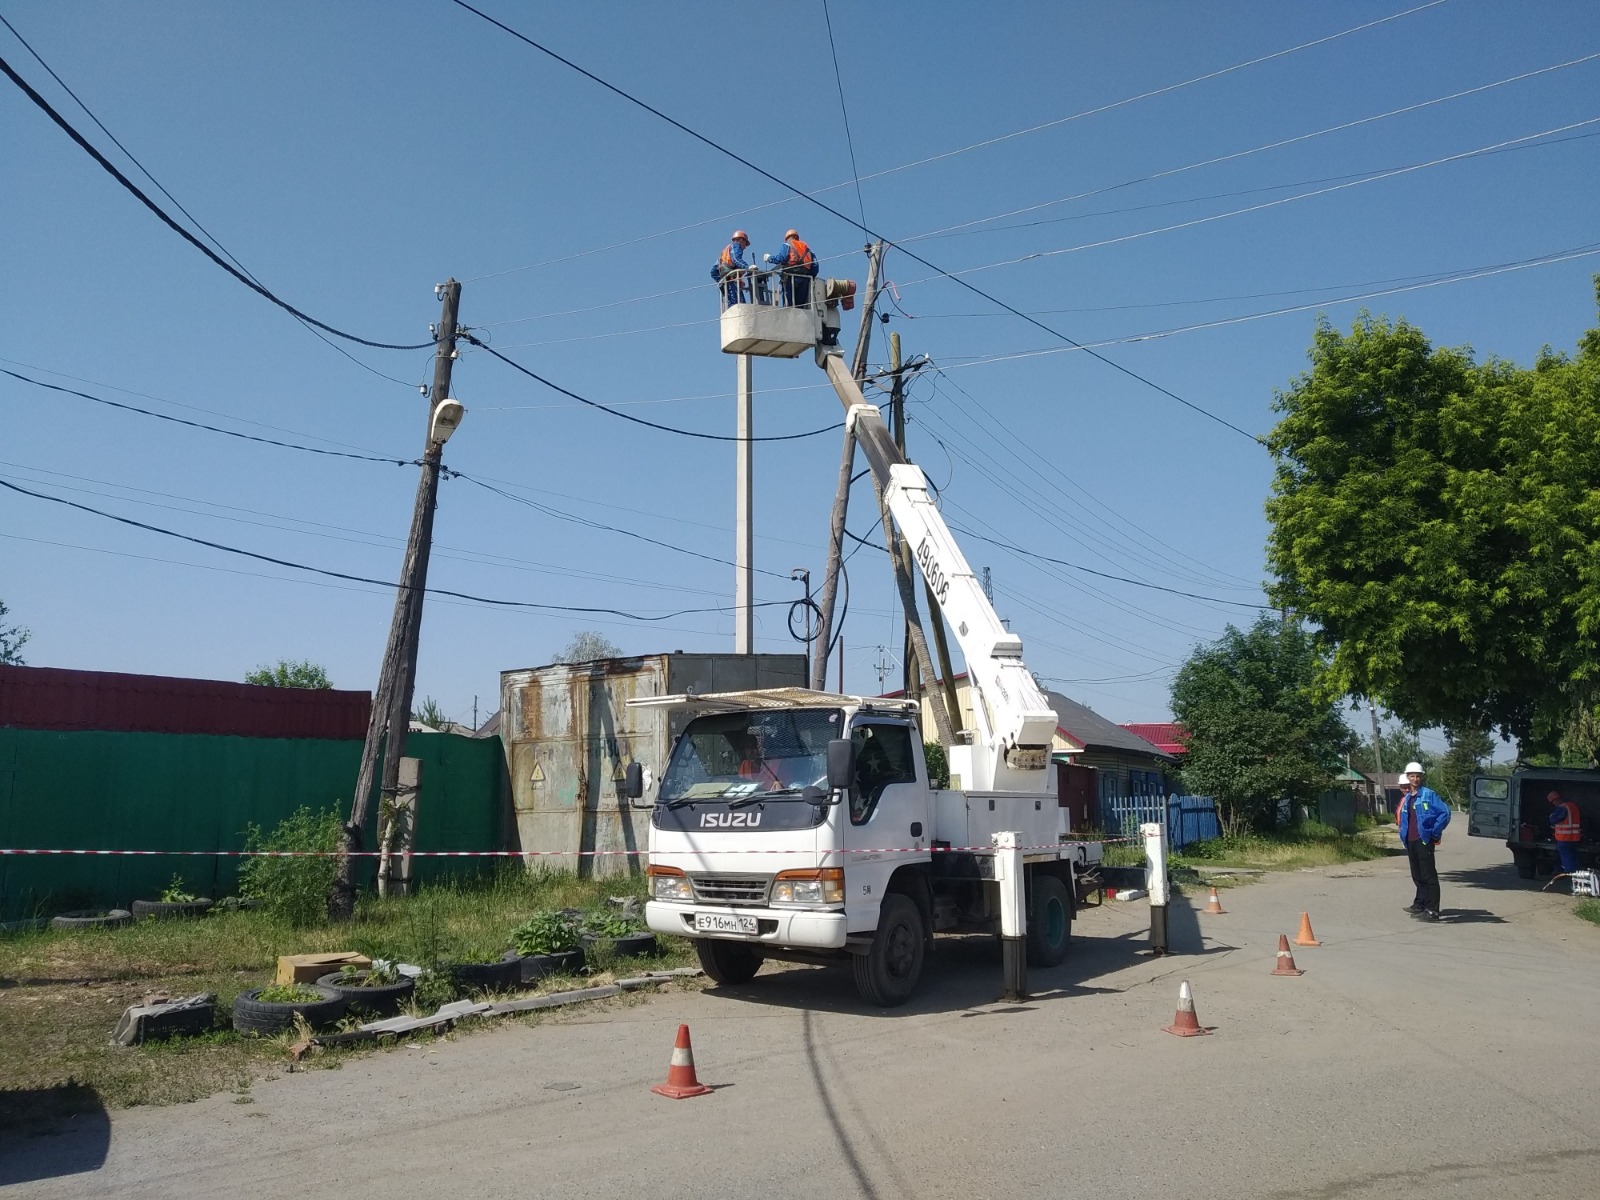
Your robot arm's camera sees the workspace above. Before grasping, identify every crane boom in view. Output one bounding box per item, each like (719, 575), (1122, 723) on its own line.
(820, 354), (1057, 792)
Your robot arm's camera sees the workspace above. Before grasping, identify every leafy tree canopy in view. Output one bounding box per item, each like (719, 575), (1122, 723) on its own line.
(0, 598), (28, 666)
(245, 659), (333, 689)
(1266, 292), (1600, 755)
(1170, 616), (1355, 832)
(552, 630), (623, 664)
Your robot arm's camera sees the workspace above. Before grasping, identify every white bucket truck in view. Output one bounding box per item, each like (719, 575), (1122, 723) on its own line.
(621, 290), (1101, 1005)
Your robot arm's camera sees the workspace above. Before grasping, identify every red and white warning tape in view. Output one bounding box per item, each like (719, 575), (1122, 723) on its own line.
(0, 842), (1105, 858)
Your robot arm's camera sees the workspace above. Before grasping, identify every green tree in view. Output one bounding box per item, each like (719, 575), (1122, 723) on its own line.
(0, 599), (28, 666)
(1435, 726), (1494, 805)
(412, 696), (449, 729)
(1265, 297), (1600, 753)
(245, 659), (333, 689)
(1348, 716), (1431, 783)
(552, 630), (623, 664)
(1170, 617), (1354, 833)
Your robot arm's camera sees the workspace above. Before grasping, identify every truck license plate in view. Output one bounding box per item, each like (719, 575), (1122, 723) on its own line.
(695, 913), (758, 935)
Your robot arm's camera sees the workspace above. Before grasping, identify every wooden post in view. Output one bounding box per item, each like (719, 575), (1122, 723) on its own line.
(336, 280), (459, 919)
(811, 242), (884, 690)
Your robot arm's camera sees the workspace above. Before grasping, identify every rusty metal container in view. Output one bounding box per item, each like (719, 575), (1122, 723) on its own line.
(500, 653), (806, 877)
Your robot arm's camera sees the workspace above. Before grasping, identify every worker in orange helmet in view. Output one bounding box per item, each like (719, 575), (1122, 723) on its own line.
(1548, 789), (1583, 876)
(711, 230), (755, 306)
(763, 229), (819, 308)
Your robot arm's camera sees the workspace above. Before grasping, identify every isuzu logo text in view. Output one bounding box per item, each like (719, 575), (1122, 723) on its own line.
(915, 538), (951, 606)
(699, 811), (763, 828)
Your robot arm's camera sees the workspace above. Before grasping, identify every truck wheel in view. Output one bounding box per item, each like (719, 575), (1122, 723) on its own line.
(695, 939), (764, 985)
(1025, 874), (1072, 968)
(1514, 850), (1536, 880)
(853, 893), (925, 1007)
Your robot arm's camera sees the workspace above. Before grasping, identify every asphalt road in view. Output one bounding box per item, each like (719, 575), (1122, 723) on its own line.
(5, 830), (1598, 1199)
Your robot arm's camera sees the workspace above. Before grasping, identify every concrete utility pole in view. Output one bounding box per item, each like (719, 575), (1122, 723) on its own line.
(335, 279), (461, 919)
(735, 352), (755, 653)
(811, 242), (883, 689)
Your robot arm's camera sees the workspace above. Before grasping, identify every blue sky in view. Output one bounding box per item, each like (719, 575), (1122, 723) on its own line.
(4, 1), (1598, 740)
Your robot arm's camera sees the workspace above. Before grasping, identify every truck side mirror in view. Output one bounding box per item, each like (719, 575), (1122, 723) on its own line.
(827, 739), (856, 795)
(622, 761), (645, 803)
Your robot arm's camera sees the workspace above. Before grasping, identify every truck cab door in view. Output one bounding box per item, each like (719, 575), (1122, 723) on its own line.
(1468, 774), (1511, 840)
(841, 720), (930, 934)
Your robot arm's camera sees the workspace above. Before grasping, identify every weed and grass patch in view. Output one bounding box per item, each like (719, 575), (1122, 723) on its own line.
(1576, 899), (1600, 927)
(0, 866), (690, 1124)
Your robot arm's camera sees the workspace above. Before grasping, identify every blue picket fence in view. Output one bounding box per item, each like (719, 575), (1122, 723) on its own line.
(1102, 793), (1221, 851)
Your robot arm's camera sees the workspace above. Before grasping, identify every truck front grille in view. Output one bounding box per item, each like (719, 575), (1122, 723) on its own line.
(690, 875), (770, 905)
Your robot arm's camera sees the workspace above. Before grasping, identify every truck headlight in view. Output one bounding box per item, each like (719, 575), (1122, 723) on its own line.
(647, 866), (694, 902)
(772, 867), (844, 906)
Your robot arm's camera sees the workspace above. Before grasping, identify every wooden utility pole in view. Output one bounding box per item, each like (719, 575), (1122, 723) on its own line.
(334, 279), (461, 919)
(891, 333), (917, 700)
(811, 242), (883, 690)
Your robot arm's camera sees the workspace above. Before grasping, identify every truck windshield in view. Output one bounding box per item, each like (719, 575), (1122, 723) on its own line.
(659, 709), (841, 804)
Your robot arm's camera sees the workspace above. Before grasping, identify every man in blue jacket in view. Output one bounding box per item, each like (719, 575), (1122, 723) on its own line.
(1395, 761), (1451, 920)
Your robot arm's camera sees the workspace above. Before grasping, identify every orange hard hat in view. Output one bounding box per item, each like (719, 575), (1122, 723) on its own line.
(731, 230), (749, 243)
(785, 229), (799, 240)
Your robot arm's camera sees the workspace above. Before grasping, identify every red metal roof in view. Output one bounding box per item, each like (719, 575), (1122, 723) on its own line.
(1119, 722), (1188, 756)
(0, 664), (371, 740)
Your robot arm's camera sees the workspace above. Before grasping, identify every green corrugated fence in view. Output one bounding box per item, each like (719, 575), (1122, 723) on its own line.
(0, 728), (509, 918)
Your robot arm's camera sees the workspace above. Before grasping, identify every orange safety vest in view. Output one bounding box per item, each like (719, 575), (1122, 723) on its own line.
(721, 244), (748, 270)
(1553, 799), (1582, 842)
(786, 238), (814, 271)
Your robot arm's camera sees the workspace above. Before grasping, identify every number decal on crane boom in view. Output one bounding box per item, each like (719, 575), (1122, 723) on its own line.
(915, 538), (951, 606)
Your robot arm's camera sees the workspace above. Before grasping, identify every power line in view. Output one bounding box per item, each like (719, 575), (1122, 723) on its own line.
(449, 470), (795, 581)
(946, 522), (1271, 610)
(926, 241), (1600, 372)
(901, 50), (1600, 244)
(0, 356), (407, 455)
(0, 13), (420, 388)
(1, 460), (752, 602)
(0, 52), (433, 353)
(2, 368), (418, 466)
(897, 118), (1600, 289)
(820, 0), (866, 233)
(0, 476), (794, 624)
(458, 1), (1453, 286)
(446, 0), (1263, 445)
(921, 373), (1263, 592)
(462, 333), (841, 443)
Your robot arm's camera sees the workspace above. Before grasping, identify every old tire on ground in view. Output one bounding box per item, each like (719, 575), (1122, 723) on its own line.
(314, 971), (416, 1017)
(449, 957), (522, 992)
(1514, 850), (1537, 880)
(853, 893), (925, 1008)
(1025, 874), (1073, 968)
(506, 948), (585, 985)
(581, 932), (658, 959)
(132, 898), (213, 921)
(50, 908), (133, 930)
(695, 939), (765, 985)
(231, 986), (346, 1036)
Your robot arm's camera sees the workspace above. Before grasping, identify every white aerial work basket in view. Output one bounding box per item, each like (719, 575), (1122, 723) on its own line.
(716, 270), (854, 358)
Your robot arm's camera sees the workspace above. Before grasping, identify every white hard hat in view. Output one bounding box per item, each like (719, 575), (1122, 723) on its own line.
(1403, 761), (1424, 775)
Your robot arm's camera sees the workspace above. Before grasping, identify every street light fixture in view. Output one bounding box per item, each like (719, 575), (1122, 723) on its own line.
(429, 396), (465, 446)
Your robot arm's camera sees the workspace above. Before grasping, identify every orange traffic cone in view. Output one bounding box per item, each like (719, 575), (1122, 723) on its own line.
(1272, 933), (1305, 977)
(651, 1024), (713, 1099)
(1293, 912), (1321, 947)
(1202, 886), (1226, 915)
(1162, 980), (1211, 1037)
